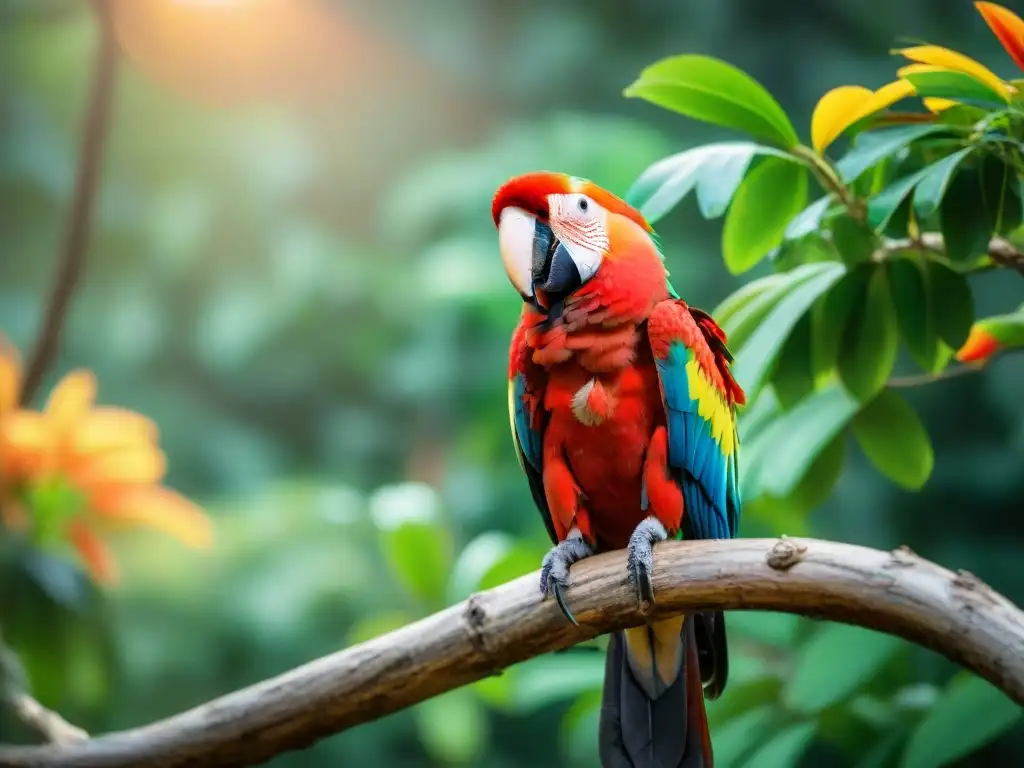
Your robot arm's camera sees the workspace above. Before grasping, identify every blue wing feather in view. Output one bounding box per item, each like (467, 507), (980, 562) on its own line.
(509, 370), (558, 545)
(651, 325), (741, 543)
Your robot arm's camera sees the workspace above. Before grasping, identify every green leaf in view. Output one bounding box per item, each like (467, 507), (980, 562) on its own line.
(626, 142), (792, 223)
(926, 258), (974, 349)
(810, 268), (871, 384)
(852, 389), (934, 489)
(415, 688), (488, 764)
(624, 54), (799, 147)
(901, 69), (1008, 107)
(771, 312), (815, 409)
(941, 167), (997, 262)
(784, 623), (904, 713)
(783, 195), (833, 241)
(741, 382), (861, 499)
(867, 165), (932, 231)
(787, 431), (846, 512)
(741, 720), (818, 768)
(912, 147), (973, 219)
(837, 265), (899, 400)
(836, 124), (949, 183)
(707, 676), (784, 728)
(723, 157), (809, 274)
(901, 673), (1022, 768)
(732, 263), (846, 398)
(721, 262), (841, 350)
(711, 705), (779, 767)
(980, 154), (1020, 235)
(511, 654), (605, 712)
(381, 520), (452, 606)
(887, 256), (942, 372)
(713, 274), (789, 331)
(830, 214), (877, 266)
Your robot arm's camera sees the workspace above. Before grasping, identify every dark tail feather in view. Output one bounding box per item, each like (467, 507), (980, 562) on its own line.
(598, 618), (715, 767)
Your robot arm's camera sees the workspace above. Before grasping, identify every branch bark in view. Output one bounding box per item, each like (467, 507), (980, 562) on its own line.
(884, 232), (1024, 276)
(19, 1), (118, 405)
(1, 537), (1022, 768)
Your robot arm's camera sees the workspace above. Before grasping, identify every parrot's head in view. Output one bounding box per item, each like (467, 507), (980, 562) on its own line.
(491, 171), (664, 317)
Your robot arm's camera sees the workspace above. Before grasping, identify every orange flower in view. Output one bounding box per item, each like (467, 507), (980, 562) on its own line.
(976, 2), (1024, 72)
(0, 341), (212, 582)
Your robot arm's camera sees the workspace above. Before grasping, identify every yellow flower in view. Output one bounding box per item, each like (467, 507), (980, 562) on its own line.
(895, 47), (1013, 101)
(811, 79), (915, 152)
(976, 2), (1024, 72)
(0, 340), (212, 583)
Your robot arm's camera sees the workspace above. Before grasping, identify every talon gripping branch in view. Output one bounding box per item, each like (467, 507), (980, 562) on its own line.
(492, 172), (746, 768)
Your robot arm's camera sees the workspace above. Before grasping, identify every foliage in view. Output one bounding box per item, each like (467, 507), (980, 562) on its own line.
(615, 4), (1024, 764)
(2, 1), (1024, 767)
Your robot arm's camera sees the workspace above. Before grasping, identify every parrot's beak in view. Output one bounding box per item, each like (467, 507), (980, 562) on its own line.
(497, 204), (581, 317)
(531, 222), (581, 313)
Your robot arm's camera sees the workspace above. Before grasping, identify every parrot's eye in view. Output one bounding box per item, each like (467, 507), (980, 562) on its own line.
(578, 198), (588, 213)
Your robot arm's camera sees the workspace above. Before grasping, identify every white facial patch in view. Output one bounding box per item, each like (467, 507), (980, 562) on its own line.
(548, 193), (608, 284)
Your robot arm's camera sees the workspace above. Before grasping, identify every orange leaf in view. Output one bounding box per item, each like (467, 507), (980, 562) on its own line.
(977, 1), (1024, 72)
(96, 485), (213, 549)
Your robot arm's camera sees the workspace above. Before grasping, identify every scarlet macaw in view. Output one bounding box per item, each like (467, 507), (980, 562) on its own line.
(492, 171), (745, 768)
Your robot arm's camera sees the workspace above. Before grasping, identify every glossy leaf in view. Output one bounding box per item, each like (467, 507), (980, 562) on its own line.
(784, 195), (833, 241)
(830, 214), (877, 265)
(852, 390), (934, 489)
(710, 705), (779, 766)
(713, 274), (789, 331)
(901, 673), (1022, 768)
(626, 142), (791, 223)
(723, 157), (809, 274)
(787, 431), (846, 512)
(511, 654), (605, 711)
(381, 520), (452, 606)
(941, 167), (997, 262)
(912, 146), (972, 219)
(887, 256), (942, 372)
(741, 381), (861, 499)
(742, 720), (818, 768)
(900, 67), (1009, 107)
(771, 312), (815, 409)
(415, 688), (488, 764)
(624, 55), (799, 147)
(867, 164), (931, 231)
(927, 259), (975, 349)
(784, 623), (904, 713)
(810, 267), (871, 383)
(835, 124), (948, 183)
(732, 263), (846, 397)
(837, 265), (900, 400)
(707, 676), (784, 728)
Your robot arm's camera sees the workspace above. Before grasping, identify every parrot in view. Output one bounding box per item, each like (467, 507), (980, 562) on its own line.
(491, 171), (745, 768)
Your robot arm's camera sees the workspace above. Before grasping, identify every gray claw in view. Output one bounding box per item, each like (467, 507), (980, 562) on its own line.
(627, 517), (668, 608)
(539, 533), (593, 625)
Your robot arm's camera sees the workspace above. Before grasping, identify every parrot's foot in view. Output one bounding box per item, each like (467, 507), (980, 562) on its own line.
(540, 531), (593, 627)
(627, 517), (668, 609)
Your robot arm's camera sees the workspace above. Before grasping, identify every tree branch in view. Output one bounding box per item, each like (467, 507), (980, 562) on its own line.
(0, 538), (1021, 768)
(884, 232), (1024, 276)
(19, 1), (118, 405)
(0, 627), (87, 746)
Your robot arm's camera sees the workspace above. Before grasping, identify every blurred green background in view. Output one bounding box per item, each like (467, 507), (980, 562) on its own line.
(1, 1), (1022, 766)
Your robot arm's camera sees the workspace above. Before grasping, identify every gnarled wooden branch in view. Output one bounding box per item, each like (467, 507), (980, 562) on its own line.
(1, 537), (1022, 768)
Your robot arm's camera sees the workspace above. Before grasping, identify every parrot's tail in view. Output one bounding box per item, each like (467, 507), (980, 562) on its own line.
(598, 613), (724, 768)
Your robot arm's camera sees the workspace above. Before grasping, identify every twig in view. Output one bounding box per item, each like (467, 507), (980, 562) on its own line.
(888, 362), (987, 388)
(0, 628), (87, 746)
(884, 233), (1024, 276)
(0, 538), (1021, 768)
(18, 2), (118, 405)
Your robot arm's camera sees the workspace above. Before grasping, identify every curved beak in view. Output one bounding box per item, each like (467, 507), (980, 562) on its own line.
(532, 228), (581, 312)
